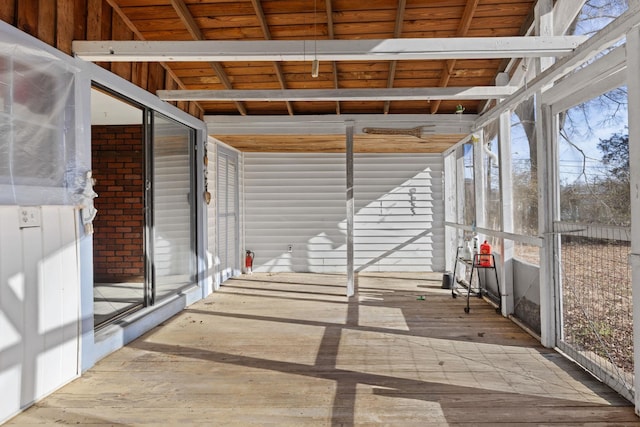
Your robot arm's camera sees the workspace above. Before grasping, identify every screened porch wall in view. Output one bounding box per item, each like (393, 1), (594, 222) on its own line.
(243, 153), (445, 274)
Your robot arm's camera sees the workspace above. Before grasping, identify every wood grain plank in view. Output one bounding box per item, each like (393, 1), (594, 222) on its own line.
(110, 11), (133, 80)
(36, 0), (55, 44)
(73, 0), (88, 42)
(86, 0), (103, 40)
(0, 1), (16, 24)
(68, 0), (541, 118)
(6, 272), (638, 426)
(55, 0), (74, 54)
(213, 134), (463, 153)
(16, 0), (38, 36)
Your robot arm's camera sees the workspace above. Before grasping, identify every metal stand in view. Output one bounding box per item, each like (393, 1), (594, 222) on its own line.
(452, 247), (501, 314)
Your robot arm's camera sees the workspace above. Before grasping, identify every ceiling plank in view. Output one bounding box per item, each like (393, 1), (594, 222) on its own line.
(249, 0), (294, 115)
(431, 0), (480, 114)
(169, 0), (246, 115)
(383, 0), (406, 114)
(213, 134), (465, 154)
(158, 86), (517, 102)
(73, 36), (588, 62)
(325, 0), (340, 114)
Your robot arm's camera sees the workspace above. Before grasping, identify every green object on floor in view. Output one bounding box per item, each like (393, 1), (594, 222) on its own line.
(417, 295), (425, 301)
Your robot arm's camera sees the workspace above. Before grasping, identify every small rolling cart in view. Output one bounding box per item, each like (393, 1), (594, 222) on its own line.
(452, 245), (501, 314)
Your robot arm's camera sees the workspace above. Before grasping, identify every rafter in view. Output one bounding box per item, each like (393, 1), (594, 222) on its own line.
(169, 0), (246, 115)
(383, 0), (407, 115)
(249, 0), (294, 115)
(103, 0), (203, 115)
(72, 36), (588, 62)
(431, 0), (480, 114)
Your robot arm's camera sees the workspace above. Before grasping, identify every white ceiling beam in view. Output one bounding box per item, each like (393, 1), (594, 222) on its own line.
(158, 86), (518, 102)
(204, 114), (476, 135)
(542, 45), (626, 108)
(475, 1), (640, 130)
(73, 36), (587, 62)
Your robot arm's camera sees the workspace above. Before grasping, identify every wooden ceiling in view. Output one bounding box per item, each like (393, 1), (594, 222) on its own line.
(99, 0), (536, 152)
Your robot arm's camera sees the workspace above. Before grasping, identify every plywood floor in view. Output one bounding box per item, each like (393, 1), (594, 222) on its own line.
(7, 273), (640, 426)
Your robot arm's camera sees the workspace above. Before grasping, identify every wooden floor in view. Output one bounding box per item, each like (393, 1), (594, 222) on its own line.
(7, 273), (640, 426)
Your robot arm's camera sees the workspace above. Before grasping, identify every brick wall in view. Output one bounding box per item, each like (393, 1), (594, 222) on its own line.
(91, 125), (145, 281)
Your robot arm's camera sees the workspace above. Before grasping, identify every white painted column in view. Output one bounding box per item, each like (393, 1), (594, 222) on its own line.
(345, 121), (355, 297)
(76, 71), (97, 372)
(456, 146), (466, 227)
(536, 0), (557, 348)
(538, 102), (560, 349)
(626, 24), (640, 416)
(444, 151), (458, 272)
(494, 71), (514, 316)
(473, 131), (486, 235)
(455, 145), (466, 257)
(498, 109), (514, 315)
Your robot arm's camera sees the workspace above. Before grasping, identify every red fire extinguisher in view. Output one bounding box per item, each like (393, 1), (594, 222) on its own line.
(245, 250), (255, 274)
(479, 240), (492, 267)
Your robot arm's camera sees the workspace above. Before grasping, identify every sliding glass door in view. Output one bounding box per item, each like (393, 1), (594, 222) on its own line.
(92, 90), (199, 327)
(150, 112), (197, 302)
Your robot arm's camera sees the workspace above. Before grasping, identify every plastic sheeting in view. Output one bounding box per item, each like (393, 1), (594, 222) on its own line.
(0, 36), (87, 206)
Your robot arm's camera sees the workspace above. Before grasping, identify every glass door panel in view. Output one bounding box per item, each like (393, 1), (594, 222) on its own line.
(91, 87), (145, 327)
(151, 112), (196, 302)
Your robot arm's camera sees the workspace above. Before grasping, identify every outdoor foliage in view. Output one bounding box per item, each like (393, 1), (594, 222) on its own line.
(559, 131), (630, 227)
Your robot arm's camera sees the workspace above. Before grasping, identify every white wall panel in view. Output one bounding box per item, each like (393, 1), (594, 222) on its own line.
(0, 206), (80, 424)
(244, 153), (444, 273)
(217, 145), (240, 283)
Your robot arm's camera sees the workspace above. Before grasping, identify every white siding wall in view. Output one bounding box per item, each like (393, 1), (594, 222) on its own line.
(216, 144), (241, 283)
(0, 206), (80, 424)
(244, 153), (444, 273)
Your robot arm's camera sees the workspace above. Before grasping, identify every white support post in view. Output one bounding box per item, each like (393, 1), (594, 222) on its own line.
(498, 108), (514, 316)
(537, 0), (555, 73)
(454, 145), (467, 256)
(537, 102), (560, 348)
(473, 131), (486, 235)
(536, 0), (557, 348)
(345, 121), (356, 297)
(444, 152), (458, 272)
(626, 25), (640, 416)
(456, 146), (466, 228)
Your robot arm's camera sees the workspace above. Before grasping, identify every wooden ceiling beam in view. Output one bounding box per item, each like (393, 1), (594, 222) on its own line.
(383, 0), (407, 115)
(325, 0), (340, 114)
(431, 0), (480, 114)
(249, 0), (294, 115)
(169, 0), (246, 115)
(103, 0), (204, 116)
(73, 36), (588, 62)
(158, 86), (517, 102)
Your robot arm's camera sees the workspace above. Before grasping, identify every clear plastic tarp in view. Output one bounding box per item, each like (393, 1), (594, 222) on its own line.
(0, 32), (86, 205)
